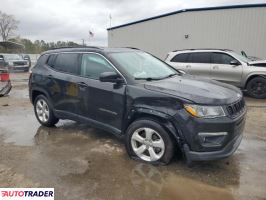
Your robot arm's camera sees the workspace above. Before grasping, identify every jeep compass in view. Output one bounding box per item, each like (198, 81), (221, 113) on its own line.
(29, 47), (246, 165)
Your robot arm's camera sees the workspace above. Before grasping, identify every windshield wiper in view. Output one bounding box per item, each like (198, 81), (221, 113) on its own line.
(135, 77), (162, 81)
(135, 73), (179, 81)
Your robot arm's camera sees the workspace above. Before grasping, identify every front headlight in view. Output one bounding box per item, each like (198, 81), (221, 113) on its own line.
(184, 104), (226, 118)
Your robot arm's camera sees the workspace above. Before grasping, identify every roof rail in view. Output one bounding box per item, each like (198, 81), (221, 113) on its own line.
(50, 46), (102, 50)
(124, 47), (140, 50)
(172, 48), (233, 52)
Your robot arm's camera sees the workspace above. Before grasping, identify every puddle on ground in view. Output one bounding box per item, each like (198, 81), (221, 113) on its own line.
(0, 86), (266, 200)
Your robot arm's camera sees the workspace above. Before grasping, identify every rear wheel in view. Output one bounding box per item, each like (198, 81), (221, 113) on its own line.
(246, 77), (266, 99)
(125, 119), (174, 165)
(34, 95), (59, 127)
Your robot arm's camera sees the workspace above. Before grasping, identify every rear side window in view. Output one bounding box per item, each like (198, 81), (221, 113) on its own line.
(170, 53), (188, 63)
(187, 52), (211, 63)
(53, 53), (79, 74)
(211, 53), (235, 64)
(46, 54), (56, 67)
(37, 55), (48, 66)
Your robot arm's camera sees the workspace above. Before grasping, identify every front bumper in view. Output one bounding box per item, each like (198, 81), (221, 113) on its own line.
(9, 66), (29, 72)
(173, 107), (246, 161)
(183, 132), (243, 161)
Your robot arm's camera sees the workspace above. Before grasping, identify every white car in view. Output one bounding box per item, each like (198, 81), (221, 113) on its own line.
(165, 49), (266, 99)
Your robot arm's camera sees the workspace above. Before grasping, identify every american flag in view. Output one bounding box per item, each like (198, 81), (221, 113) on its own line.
(89, 31), (94, 37)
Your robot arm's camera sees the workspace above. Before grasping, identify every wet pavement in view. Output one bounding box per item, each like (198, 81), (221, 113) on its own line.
(0, 73), (266, 200)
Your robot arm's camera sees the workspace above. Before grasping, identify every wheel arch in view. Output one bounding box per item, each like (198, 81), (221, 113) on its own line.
(31, 88), (50, 104)
(245, 74), (266, 88)
(124, 108), (183, 148)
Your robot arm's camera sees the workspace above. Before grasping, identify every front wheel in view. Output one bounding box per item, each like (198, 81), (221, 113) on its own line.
(34, 95), (59, 127)
(125, 119), (174, 165)
(246, 77), (266, 99)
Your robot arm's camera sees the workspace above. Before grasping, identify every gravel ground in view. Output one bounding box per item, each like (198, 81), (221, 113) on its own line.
(0, 73), (265, 200)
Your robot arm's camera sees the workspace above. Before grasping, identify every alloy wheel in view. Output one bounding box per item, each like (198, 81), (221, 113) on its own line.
(36, 99), (50, 123)
(131, 127), (165, 162)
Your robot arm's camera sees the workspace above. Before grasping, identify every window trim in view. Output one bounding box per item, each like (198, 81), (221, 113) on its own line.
(44, 51), (127, 84)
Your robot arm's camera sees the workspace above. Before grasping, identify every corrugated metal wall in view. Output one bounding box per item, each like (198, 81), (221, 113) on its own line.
(108, 7), (266, 59)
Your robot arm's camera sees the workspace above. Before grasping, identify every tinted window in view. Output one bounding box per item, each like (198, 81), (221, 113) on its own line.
(170, 53), (188, 62)
(53, 53), (79, 74)
(211, 53), (235, 64)
(187, 52), (211, 63)
(80, 54), (115, 79)
(46, 54), (56, 67)
(37, 55), (48, 66)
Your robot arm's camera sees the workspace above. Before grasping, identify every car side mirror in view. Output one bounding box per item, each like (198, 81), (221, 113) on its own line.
(99, 72), (124, 83)
(230, 60), (240, 66)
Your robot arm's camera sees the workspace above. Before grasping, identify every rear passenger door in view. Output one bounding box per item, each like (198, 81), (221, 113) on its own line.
(210, 52), (243, 86)
(186, 52), (211, 79)
(46, 53), (82, 116)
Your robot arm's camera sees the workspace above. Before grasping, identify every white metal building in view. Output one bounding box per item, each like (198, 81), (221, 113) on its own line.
(107, 4), (266, 59)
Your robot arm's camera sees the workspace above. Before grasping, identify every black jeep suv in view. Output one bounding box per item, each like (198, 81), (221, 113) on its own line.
(29, 47), (246, 165)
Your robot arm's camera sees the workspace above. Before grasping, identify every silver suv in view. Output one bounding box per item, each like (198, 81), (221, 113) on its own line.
(165, 49), (266, 99)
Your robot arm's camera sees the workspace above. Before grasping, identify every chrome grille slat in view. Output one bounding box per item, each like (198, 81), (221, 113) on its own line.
(226, 98), (245, 117)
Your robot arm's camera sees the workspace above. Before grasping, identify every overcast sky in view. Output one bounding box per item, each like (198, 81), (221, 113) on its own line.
(1, 0), (266, 46)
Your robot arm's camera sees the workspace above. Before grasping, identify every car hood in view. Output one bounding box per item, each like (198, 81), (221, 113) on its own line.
(248, 60), (266, 65)
(144, 75), (242, 105)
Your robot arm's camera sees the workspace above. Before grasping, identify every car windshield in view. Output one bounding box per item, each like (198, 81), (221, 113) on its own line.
(109, 51), (177, 80)
(230, 51), (251, 63)
(3, 54), (23, 61)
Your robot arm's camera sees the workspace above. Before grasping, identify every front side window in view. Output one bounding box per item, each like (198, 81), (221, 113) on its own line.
(211, 53), (236, 65)
(109, 51), (177, 79)
(187, 52), (211, 63)
(80, 54), (115, 79)
(53, 53), (79, 74)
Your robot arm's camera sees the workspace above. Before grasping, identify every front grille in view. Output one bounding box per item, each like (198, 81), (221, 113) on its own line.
(226, 98), (245, 117)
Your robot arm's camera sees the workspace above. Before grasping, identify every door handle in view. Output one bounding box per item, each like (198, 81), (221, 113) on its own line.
(213, 65), (219, 70)
(47, 74), (53, 78)
(77, 82), (88, 87)
(186, 65), (191, 68)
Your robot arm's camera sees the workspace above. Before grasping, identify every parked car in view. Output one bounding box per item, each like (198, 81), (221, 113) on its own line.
(165, 49), (266, 99)
(22, 54), (32, 68)
(0, 54), (30, 72)
(0, 69), (12, 97)
(29, 47), (246, 165)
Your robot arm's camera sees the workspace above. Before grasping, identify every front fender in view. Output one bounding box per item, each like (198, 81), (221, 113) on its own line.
(124, 106), (183, 146)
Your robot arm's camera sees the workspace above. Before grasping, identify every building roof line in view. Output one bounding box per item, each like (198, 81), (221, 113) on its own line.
(107, 3), (266, 31)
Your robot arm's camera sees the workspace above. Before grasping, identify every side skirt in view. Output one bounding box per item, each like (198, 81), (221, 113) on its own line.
(54, 110), (123, 138)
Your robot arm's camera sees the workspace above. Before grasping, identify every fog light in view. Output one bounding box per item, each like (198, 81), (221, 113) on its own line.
(198, 132), (228, 147)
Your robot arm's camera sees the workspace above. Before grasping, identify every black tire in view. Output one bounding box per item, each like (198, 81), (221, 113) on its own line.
(34, 95), (59, 127)
(246, 77), (266, 99)
(125, 119), (174, 165)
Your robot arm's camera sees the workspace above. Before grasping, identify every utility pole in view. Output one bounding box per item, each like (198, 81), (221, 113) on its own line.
(81, 39), (85, 46)
(109, 14), (112, 28)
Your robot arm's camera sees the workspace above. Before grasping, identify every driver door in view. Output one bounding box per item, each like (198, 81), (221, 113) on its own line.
(77, 53), (126, 131)
(210, 52), (243, 87)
